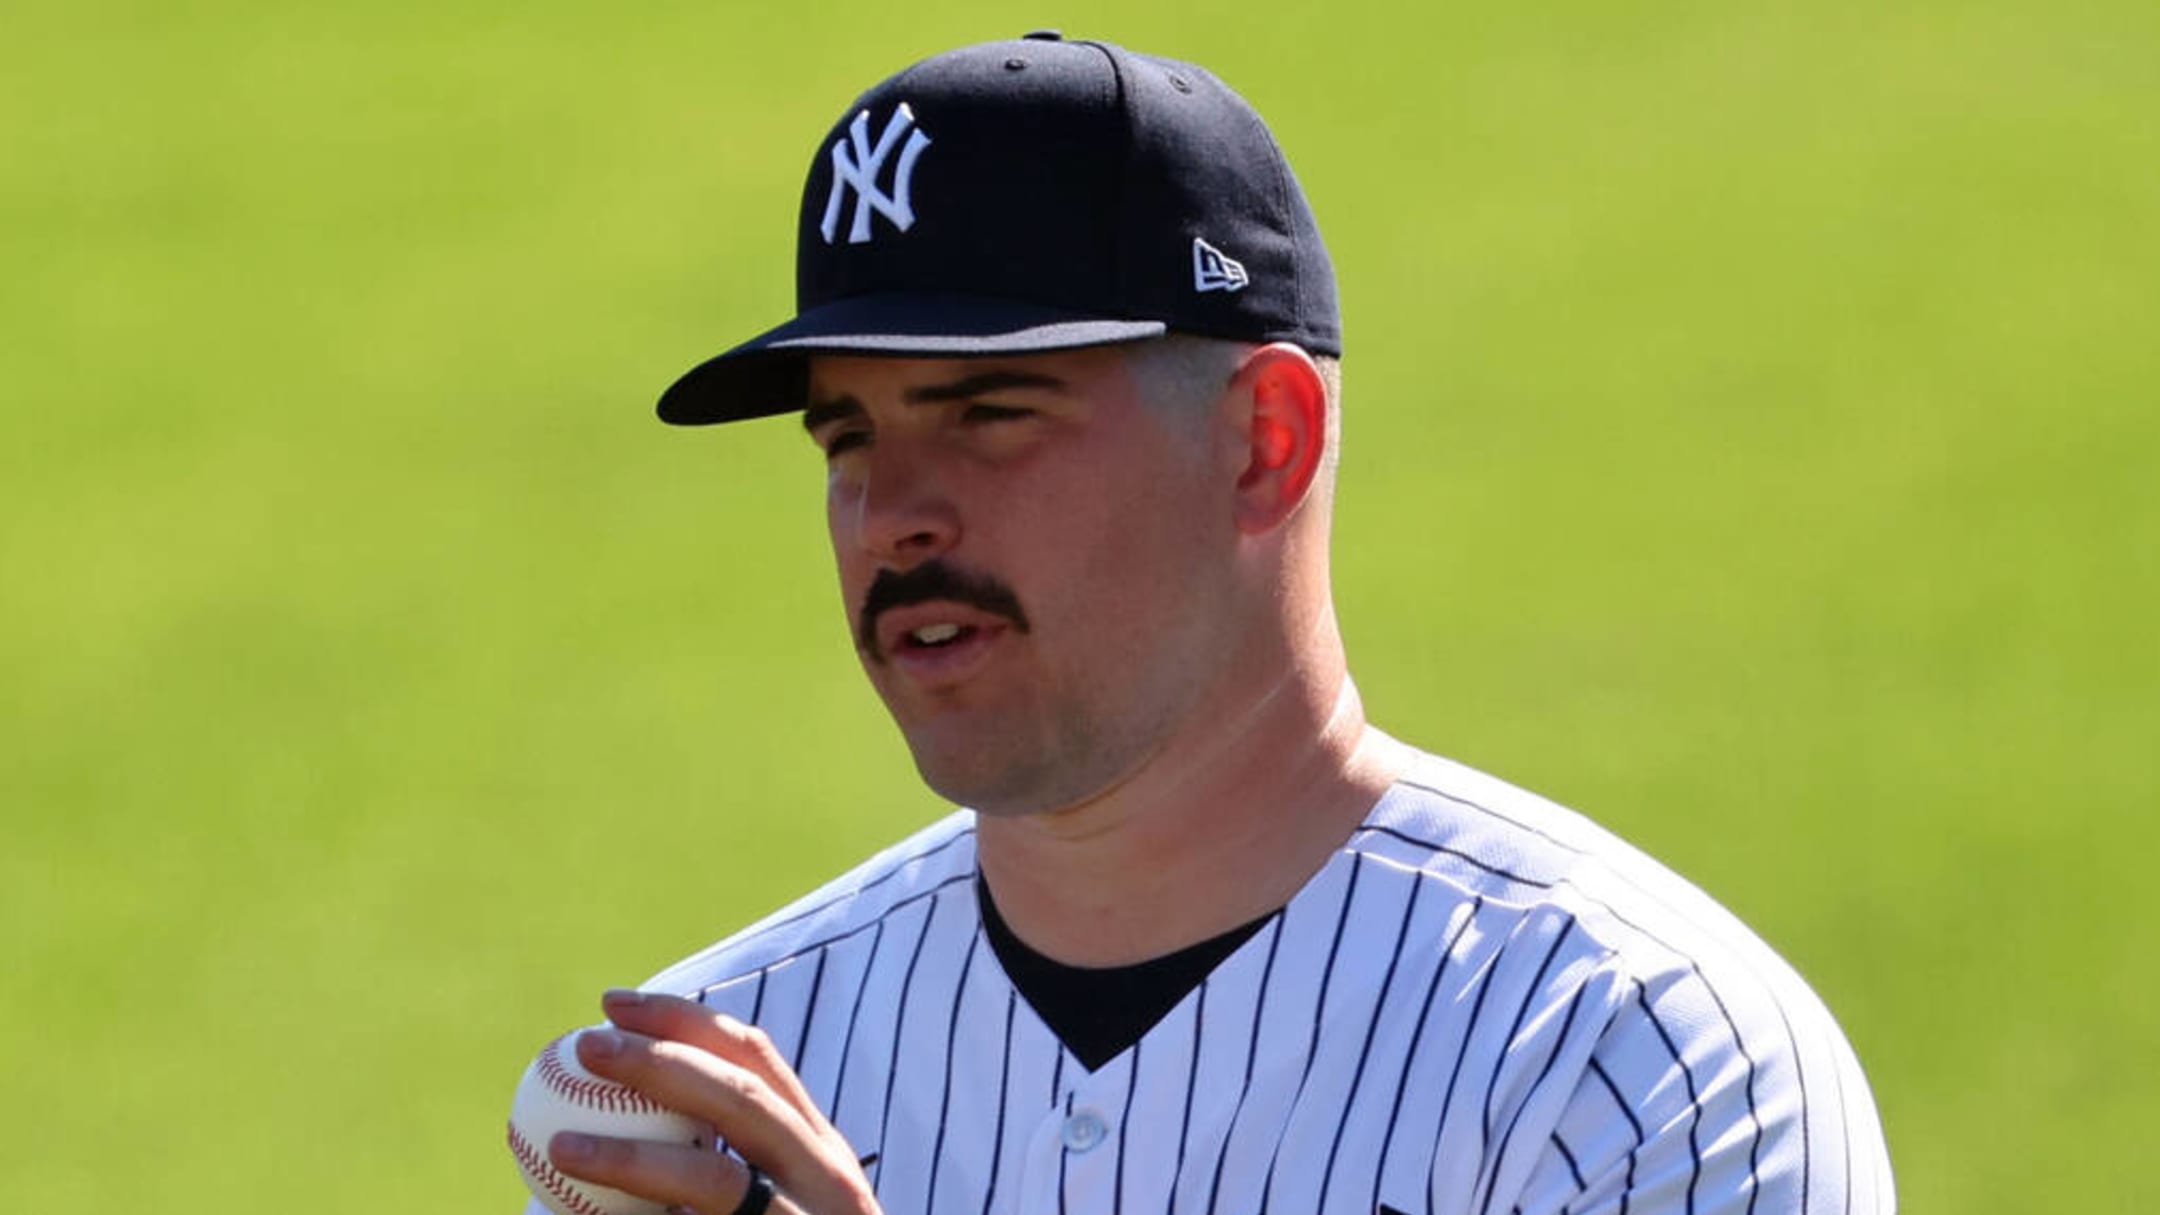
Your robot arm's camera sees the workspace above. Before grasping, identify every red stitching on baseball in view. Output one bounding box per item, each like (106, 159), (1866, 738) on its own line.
(537, 1032), (673, 1117)
(507, 1120), (610, 1215)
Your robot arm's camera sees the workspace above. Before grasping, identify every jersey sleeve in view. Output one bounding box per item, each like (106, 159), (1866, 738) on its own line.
(1500, 968), (1895, 1215)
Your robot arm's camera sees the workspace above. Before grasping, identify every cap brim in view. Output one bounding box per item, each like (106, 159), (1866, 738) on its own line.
(656, 293), (1168, 425)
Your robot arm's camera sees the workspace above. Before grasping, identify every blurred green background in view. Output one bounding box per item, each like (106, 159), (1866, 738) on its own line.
(3, 0), (2153, 1209)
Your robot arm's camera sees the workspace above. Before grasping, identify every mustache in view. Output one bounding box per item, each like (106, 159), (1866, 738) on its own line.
(856, 561), (1031, 661)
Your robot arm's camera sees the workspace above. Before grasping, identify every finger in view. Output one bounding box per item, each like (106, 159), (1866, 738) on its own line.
(549, 1131), (759, 1213)
(604, 991), (840, 1143)
(575, 1027), (871, 1213)
(576, 1027), (823, 1160)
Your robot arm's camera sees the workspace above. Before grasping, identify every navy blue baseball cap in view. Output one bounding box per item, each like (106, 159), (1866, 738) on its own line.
(656, 31), (1340, 425)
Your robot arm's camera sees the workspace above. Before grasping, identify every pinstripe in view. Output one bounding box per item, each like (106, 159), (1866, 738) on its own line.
(1114, 1039), (1140, 1215)
(1552, 1130), (1587, 1189)
(872, 890), (944, 1192)
(1589, 1057), (1645, 1215)
(1682, 960), (1766, 1215)
(1371, 894), (1485, 1215)
(1635, 982), (1705, 1215)
(1354, 822), (1551, 890)
(1201, 915), (1286, 1215)
(825, 918), (884, 1141)
(1058, 1090), (1073, 1215)
(1429, 914), (1510, 1179)
(1768, 993), (1811, 1215)
(1257, 855), (1363, 1211)
(1316, 875), (1425, 1210)
(717, 871), (976, 983)
(1828, 1011), (1853, 1215)
(1171, 982), (1205, 1199)
(1480, 975), (1592, 1215)
(790, 948), (829, 1073)
(923, 930), (979, 1215)
(736, 827), (976, 945)
(1481, 919), (1577, 1144)
(978, 987), (1015, 1215)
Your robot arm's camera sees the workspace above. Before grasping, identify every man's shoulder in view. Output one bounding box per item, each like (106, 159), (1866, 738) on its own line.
(640, 810), (979, 999)
(1362, 747), (1895, 1209)
(1361, 745), (1842, 1031)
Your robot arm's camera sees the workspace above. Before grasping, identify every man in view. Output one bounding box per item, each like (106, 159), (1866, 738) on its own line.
(530, 32), (1894, 1215)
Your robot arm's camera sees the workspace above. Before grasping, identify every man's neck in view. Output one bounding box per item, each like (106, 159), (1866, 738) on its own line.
(973, 667), (1408, 967)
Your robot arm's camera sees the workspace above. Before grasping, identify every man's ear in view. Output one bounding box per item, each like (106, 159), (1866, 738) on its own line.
(1229, 343), (1329, 535)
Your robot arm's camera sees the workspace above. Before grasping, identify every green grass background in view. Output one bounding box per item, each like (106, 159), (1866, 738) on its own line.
(4, 0), (2154, 1209)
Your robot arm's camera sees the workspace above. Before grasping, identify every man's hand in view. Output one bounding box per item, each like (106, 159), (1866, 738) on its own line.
(546, 990), (882, 1215)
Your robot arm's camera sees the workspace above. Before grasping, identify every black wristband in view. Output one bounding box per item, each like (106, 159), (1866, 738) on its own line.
(731, 1166), (775, 1215)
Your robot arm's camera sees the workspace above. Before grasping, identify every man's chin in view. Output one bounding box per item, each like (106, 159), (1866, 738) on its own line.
(909, 749), (1048, 817)
(901, 724), (1071, 817)
(894, 698), (1164, 818)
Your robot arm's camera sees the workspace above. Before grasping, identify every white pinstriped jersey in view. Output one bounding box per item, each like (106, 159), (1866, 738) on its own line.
(533, 746), (1893, 1215)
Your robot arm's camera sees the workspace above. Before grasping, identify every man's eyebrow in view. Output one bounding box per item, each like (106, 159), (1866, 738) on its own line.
(903, 370), (1068, 404)
(803, 371), (1068, 433)
(802, 395), (864, 435)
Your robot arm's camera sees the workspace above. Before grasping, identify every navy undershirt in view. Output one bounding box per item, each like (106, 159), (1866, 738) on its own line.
(975, 876), (1276, 1071)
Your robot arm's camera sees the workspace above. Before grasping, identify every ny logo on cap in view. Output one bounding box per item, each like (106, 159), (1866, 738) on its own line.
(820, 103), (933, 246)
(1192, 236), (1249, 293)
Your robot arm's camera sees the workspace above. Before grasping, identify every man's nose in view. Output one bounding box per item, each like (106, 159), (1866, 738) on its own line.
(852, 447), (960, 565)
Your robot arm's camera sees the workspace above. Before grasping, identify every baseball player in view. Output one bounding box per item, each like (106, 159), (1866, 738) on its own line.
(527, 31), (1895, 1215)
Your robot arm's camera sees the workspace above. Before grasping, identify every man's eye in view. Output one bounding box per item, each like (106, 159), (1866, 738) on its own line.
(963, 404), (1033, 424)
(822, 430), (870, 458)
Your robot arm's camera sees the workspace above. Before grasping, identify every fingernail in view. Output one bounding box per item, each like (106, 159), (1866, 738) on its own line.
(554, 1132), (596, 1162)
(603, 987), (645, 1008)
(581, 1028), (622, 1058)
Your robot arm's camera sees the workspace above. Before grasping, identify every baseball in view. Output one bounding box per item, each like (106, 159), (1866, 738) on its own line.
(506, 1028), (708, 1215)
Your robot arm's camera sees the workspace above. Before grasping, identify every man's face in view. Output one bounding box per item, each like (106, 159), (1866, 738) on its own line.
(804, 345), (1243, 816)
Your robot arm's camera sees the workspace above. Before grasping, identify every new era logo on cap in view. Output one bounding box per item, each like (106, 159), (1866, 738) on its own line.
(1191, 236), (1248, 293)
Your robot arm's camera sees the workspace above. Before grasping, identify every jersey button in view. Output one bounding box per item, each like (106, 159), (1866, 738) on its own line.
(1061, 1109), (1109, 1153)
